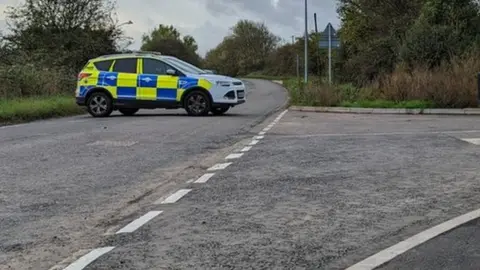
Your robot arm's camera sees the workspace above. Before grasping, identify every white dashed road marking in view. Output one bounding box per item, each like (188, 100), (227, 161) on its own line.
(0, 123), (26, 129)
(241, 146), (252, 152)
(346, 208), (480, 270)
(158, 189), (192, 204)
(63, 247), (115, 270)
(254, 136), (264, 140)
(249, 140), (259, 146)
(116, 211), (163, 234)
(226, 153), (244, 160)
(88, 140), (137, 147)
(259, 131), (266, 135)
(263, 127), (270, 132)
(194, 173), (215, 183)
(207, 162), (232, 171)
(461, 138), (480, 145)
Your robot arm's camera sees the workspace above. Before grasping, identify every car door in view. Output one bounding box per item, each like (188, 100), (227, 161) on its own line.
(111, 57), (139, 100)
(140, 58), (179, 101)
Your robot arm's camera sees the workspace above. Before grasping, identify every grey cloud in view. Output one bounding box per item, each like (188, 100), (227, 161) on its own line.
(205, 0), (339, 30)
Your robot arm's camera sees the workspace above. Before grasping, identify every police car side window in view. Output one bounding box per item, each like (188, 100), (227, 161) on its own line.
(112, 58), (137, 73)
(94, 60), (113, 71)
(143, 58), (170, 75)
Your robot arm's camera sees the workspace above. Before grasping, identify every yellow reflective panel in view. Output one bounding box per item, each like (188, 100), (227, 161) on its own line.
(198, 78), (212, 90)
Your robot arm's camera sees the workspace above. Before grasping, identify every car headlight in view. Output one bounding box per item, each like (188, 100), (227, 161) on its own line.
(216, 81), (231, 87)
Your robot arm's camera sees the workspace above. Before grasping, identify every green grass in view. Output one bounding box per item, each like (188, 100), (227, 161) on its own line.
(339, 99), (434, 109)
(0, 95), (85, 125)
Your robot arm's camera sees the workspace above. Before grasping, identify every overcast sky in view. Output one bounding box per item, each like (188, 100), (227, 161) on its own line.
(0, 0), (340, 56)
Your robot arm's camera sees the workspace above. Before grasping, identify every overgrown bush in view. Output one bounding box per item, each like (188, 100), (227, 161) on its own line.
(0, 64), (76, 99)
(380, 50), (480, 108)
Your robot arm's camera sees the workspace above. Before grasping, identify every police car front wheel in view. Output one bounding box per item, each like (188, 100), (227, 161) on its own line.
(87, 92), (113, 117)
(184, 91), (211, 116)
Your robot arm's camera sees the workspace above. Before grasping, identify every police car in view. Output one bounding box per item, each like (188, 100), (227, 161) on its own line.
(75, 51), (246, 117)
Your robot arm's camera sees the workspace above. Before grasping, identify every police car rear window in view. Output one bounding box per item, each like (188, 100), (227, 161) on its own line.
(94, 60), (114, 71)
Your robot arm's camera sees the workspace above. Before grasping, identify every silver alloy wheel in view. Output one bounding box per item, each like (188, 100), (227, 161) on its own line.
(187, 94), (207, 114)
(89, 95), (108, 115)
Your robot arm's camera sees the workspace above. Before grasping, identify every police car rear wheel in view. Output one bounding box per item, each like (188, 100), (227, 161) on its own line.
(119, 108), (139, 116)
(211, 107), (229, 115)
(87, 92), (113, 117)
(185, 91), (211, 116)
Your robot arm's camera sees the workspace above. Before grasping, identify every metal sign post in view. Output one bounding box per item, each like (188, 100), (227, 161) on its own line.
(319, 23), (340, 84)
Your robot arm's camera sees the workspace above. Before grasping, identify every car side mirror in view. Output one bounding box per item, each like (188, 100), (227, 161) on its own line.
(166, 69), (176, 76)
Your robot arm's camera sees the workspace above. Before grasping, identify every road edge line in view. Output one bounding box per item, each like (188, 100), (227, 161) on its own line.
(346, 208), (480, 270)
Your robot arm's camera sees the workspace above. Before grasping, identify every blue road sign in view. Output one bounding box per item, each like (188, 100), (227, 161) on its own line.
(319, 23), (340, 49)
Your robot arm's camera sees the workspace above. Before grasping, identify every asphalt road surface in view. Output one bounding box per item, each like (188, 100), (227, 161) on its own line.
(4, 81), (480, 270)
(87, 112), (480, 269)
(0, 79), (287, 270)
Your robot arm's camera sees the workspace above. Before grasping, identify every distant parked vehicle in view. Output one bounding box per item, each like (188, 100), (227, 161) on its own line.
(75, 52), (246, 117)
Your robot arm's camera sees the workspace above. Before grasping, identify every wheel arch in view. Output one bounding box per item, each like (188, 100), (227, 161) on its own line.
(85, 87), (114, 103)
(180, 87), (213, 106)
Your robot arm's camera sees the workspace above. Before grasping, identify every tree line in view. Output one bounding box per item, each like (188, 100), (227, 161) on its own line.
(2, 0), (480, 105)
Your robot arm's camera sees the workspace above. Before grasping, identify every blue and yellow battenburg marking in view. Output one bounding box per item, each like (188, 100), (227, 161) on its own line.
(78, 72), (213, 102)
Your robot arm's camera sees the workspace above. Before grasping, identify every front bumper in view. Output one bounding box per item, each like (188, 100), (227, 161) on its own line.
(215, 88), (246, 105)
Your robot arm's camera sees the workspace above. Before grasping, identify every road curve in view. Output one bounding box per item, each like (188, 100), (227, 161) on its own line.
(0, 79), (287, 270)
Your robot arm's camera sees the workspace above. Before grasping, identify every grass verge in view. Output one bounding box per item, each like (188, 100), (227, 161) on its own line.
(283, 78), (435, 108)
(0, 95), (85, 125)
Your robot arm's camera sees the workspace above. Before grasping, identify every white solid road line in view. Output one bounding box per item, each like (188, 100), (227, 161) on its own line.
(194, 173), (215, 183)
(116, 211), (163, 234)
(226, 153), (244, 160)
(207, 162), (232, 171)
(254, 135), (265, 140)
(249, 140), (259, 146)
(263, 127), (271, 132)
(241, 146), (252, 152)
(63, 246), (115, 270)
(158, 189), (192, 204)
(346, 208), (480, 270)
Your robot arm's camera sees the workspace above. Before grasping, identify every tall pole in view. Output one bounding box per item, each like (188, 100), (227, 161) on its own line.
(304, 0), (308, 83)
(328, 24), (332, 84)
(314, 13), (318, 33)
(293, 35), (300, 80)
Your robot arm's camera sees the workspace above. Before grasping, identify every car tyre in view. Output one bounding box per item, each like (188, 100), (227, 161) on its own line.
(119, 108), (139, 116)
(211, 107), (229, 115)
(87, 92), (113, 117)
(184, 90), (211, 116)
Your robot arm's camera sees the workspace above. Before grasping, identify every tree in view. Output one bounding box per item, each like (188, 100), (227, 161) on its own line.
(141, 24), (201, 66)
(230, 20), (280, 75)
(400, 0), (480, 68)
(337, 0), (424, 85)
(204, 20), (279, 76)
(3, 0), (125, 70)
(204, 37), (240, 76)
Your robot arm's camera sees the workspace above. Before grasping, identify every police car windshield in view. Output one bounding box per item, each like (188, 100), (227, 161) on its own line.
(161, 57), (206, 75)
